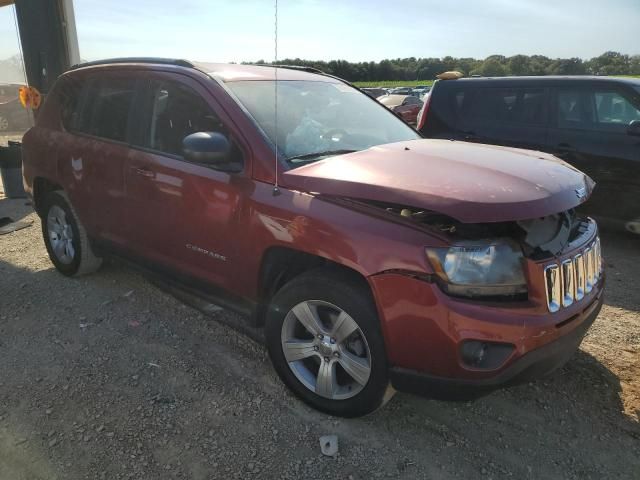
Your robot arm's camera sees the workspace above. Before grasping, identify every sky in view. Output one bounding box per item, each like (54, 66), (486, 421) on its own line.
(1, 0), (639, 63)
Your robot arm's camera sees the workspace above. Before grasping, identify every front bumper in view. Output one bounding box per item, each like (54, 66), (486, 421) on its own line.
(388, 290), (602, 400)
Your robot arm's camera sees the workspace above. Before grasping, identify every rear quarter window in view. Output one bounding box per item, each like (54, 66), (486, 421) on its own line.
(420, 83), (471, 134)
(58, 76), (85, 131)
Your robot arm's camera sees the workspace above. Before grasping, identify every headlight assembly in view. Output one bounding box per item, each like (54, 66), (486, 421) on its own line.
(426, 241), (527, 299)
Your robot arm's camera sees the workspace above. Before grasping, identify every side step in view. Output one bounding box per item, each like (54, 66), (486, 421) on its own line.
(149, 277), (266, 345)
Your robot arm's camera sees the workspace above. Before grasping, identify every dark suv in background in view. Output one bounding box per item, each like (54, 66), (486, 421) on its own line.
(417, 76), (640, 234)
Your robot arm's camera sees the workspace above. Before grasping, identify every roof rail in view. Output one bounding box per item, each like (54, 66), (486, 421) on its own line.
(70, 57), (194, 70)
(256, 64), (325, 75)
(256, 64), (359, 89)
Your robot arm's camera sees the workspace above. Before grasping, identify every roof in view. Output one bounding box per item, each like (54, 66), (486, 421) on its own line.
(443, 75), (640, 86)
(192, 62), (340, 82)
(68, 57), (341, 83)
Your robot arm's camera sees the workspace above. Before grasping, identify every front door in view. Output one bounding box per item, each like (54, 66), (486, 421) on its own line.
(124, 73), (249, 292)
(548, 84), (640, 225)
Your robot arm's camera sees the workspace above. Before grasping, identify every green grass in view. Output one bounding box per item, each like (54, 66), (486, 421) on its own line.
(354, 75), (639, 88)
(353, 80), (435, 88)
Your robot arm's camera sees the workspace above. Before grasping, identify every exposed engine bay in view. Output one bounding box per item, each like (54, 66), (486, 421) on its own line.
(360, 200), (590, 258)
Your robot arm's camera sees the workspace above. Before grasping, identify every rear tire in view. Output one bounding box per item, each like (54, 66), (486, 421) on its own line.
(266, 268), (392, 417)
(41, 191), (102, 276)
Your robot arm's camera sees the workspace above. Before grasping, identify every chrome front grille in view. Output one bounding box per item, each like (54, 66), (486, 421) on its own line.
(544, 237), (602, 312)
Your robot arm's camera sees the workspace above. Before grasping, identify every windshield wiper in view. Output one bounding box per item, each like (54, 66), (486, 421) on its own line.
(286, 149), (358, 163)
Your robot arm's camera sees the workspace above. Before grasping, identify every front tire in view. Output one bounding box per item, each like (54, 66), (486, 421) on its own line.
(266, 268), (392, 417)
(42, 191), (102, 276)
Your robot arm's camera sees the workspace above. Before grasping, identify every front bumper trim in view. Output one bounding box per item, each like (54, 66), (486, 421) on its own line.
(389, 293), (603, 400)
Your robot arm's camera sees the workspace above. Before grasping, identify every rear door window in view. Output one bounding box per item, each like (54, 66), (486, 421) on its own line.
(466, 87), (547, 126)
(80, 76), (136, 142)
(556, 89), (597, 130)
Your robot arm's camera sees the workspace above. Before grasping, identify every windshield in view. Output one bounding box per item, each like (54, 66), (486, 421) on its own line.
(226, 80), (419, 165)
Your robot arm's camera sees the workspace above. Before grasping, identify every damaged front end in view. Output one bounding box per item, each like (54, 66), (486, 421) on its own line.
(375, 201), (589, 257)
(359, 200), (594, 301)
(366, 202), (590, 260)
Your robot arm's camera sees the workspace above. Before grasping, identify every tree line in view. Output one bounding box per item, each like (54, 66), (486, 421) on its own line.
(247, 51), (640, 82)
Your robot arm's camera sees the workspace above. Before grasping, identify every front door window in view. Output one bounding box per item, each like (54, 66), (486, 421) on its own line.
(140, 80), (224, 157)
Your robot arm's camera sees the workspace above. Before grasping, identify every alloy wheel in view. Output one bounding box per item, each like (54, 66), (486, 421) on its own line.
(280, 300), (372, 400)
(47, 205), (76, 264)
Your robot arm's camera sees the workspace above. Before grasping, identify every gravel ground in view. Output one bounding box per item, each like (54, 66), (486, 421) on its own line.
(1, 185), (639, 480)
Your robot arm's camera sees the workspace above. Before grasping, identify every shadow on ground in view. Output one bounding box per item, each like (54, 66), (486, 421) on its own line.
(0, 196), (34, 226)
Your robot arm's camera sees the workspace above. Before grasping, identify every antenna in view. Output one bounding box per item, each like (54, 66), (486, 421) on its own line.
(272, 0), (281, 196)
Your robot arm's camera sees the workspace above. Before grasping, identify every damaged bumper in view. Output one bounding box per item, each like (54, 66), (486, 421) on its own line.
(388, 291), (602, 400)
(369, 259), (604, 400)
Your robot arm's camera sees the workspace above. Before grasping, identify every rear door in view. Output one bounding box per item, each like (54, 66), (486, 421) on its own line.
(456, 86), (549, 150)
(124, 72), (249, 291)
(58, 71), (137, 245)
(548, 83), (640, 224)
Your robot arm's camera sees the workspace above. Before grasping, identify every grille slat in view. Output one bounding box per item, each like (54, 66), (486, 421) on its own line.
(544, 237), (601, 312)
(561, 259), (575, 307)
(585, 247), (594, 293)
(544, 264), (561, 313)
(574, 253), (585, 301)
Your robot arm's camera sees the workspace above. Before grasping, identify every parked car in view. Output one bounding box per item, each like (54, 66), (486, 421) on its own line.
(0, 83), (32, 132)
(412, 86), (431, 98)
(0, 83), (22, 103)
(389, 87), (413, 95)
(361, 87), (387, 99)
(23, 59), (603, 417)
(378, 94), (423, 124)
(417, 76), (640, 234)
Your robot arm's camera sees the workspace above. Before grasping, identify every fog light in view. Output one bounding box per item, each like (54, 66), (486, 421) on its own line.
(460, 341), (514, 370)
(461, 341), (487, 367)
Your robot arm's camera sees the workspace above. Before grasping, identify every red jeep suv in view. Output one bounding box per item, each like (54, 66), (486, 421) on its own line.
(22, 58), (604, 417)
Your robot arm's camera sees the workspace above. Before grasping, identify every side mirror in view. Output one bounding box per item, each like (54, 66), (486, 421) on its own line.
(628, 120), (640, 137)
(182, 132), (240, 172)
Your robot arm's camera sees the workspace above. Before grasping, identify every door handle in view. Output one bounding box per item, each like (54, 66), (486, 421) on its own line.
(131, 166), (155, 178)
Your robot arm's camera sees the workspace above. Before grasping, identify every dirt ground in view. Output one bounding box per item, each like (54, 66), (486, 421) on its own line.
(1, 184), (639, 480)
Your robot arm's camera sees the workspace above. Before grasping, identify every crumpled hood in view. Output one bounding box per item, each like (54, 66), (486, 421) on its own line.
(282, 139), (595, 223)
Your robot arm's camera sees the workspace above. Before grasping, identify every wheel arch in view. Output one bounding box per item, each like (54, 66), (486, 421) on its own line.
(33, 177), (63, 217)
(254, 246), (373, 327)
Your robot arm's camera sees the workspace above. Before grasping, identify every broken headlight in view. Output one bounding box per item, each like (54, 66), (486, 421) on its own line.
(426, 242), (527, 299)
